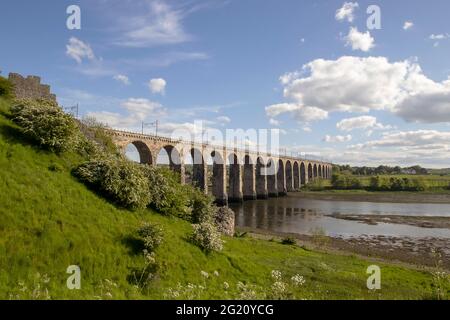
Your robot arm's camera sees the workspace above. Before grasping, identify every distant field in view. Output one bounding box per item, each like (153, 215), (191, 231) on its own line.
(305, 174), (450, 192)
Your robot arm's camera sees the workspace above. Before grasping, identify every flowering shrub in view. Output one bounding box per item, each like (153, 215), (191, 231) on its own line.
(137, 222), (164, 252)
(11, 99), (78, 152)
(214, 207), (235, 236)
(191, 222), (224, 252)
(74, 159), (151, 210)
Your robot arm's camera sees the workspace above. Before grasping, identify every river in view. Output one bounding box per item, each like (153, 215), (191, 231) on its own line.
(230, 194), (450, 239)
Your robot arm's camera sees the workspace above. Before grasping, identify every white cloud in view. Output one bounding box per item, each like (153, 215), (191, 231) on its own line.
(115, 0), (191, 47)
(344, 27), (375, 52)
(403, 21), (414, 30)
(429, 34), (448, 40)
(335, 2), (359, 23)
(323, 135), (352, 143)
(266, 56), (450, 124)
(86, 97), (166, 131)
(349, 130), (450, 149)
(148, 78), (167, 95)
(336, 116), (392, 131)
(66, 37), (95, 64)
(216, 116), (231, 124)
(113, 74), (130, 85)
(266, 103), (328, 123)
(269, 118), (280, 126)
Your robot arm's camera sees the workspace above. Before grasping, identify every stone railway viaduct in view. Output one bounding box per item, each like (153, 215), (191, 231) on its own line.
(110, 130), (333, 205)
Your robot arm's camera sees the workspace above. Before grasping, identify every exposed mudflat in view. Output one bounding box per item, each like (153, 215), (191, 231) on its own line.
(238, 227), (450, 270)
(327, 213), (450, 229)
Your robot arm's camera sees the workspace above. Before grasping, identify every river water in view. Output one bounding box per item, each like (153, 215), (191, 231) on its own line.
(230, 195), (450, 239)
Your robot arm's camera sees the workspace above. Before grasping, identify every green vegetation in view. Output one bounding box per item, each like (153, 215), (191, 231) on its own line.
(0, 97), (449, 299)
(0, 76), (13, 100)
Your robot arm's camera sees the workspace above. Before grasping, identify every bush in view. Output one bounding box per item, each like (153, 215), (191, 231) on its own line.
(189, 189), (216, 224)
(10, 99), (77, 152)
(214, 206), (235, 236)
(145, 167), (192, 219)
(0, 77), (13, 99)
(191, 222), (224, 252)
(137, 223), (164, 252)
(74, 159), (151, 210)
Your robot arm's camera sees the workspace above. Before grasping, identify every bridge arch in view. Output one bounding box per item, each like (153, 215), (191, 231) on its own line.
(125, 141), (153, 165)
(286, 160), (294, 192)
(300, 162), (306, 186)
(308, 163), (313, 181)
(184, 147), (207, 191)
(318, 164), (322, 178)
(313, 164), (318, 179)
(293, 161), (300, 190)
(157, 145), (183, 182)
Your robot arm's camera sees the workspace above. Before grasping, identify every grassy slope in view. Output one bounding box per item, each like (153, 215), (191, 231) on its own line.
(0, 98), (446, 300)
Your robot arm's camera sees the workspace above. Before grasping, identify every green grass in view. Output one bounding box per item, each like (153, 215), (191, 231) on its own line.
(0, 98), (448, 300)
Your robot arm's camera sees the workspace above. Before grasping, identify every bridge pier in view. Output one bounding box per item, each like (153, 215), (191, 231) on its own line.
(243, 159), (257, 200)
(228, 155), (243, 203)
(256, 159), (268, 199)
(212, 161), (228, 206)
(277, 160), (287, 196)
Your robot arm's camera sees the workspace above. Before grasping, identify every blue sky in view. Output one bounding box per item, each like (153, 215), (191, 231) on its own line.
(1, 0), (450, 167)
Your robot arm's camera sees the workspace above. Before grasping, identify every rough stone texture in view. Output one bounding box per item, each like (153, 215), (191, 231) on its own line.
(8, 73), (57, 102)
(214, 206), (235, 236)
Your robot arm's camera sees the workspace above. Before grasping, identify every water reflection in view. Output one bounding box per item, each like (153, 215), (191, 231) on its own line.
(230, 195), (450, 238)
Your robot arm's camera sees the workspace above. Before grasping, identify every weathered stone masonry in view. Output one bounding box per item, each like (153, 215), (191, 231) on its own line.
(8, 73), (57, 102)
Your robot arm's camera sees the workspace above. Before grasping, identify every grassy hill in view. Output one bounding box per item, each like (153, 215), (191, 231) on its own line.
(0, 97), (448, 300)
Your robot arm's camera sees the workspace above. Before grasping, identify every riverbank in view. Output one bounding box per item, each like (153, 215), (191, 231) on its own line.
(296, 190), (450, 204)
(236, 227), (450, 271)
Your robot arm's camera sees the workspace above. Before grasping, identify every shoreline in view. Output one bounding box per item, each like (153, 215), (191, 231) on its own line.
(236, 226), (450, 271)
(294, 191), (450, 204)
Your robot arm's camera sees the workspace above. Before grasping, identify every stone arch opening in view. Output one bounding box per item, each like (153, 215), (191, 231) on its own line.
(157, 145), (183, 180)
(313, 164), (318, 179)
(308, 163), (313, 181)
(286, 161), (294, 192)
(184, 148), (206, 191)
(125, 141), (152, 165)
(293, 162), (300, 190)
(300, 162), (306, 186)
(318, 165), (322, 178)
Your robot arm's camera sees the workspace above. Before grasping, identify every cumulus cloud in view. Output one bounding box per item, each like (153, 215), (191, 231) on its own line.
(323, 134), (352, 143)
(336, 116), (392, 131)
(87, 98), (166, 130)
(266, 56), (450, 124)
(344, 27), (375, 52)
(403, 21), (414, 30)
(66, 37), (95, 63)
(113, 74), (130, 85)
(335, 2), (359, 23)
(265, 103), (328, 123)
(148, 78), (167, 95)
